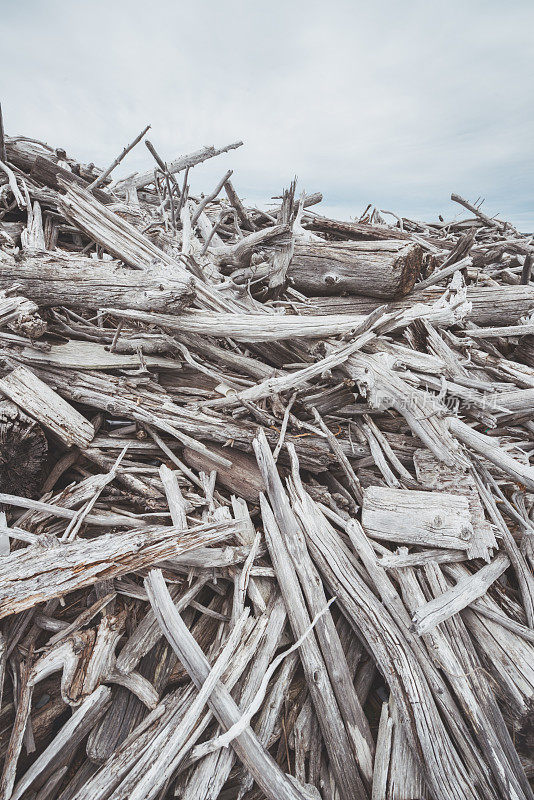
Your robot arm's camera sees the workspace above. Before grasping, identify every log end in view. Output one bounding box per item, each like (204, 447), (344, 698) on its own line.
(0, 400), (48, 499)
(392, 242), (423, 298)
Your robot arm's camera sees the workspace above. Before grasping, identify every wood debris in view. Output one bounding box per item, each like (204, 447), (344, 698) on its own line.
(0, 118), (534, 800)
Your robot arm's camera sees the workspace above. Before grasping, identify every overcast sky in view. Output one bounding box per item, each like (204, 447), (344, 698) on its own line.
(2, 0), (533, 229)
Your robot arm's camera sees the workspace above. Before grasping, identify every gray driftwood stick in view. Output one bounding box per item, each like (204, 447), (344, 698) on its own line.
(114, 141), (243, 192)
(259, 495), (368, 800)
(411, 553), (510, 635)
(144, 569), (308, 800)
(304, 284), (534, 327)
(290, 483), (486, 800)
(10, 686), (112, 800)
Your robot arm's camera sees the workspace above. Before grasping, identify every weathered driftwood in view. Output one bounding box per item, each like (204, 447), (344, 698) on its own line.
(362, 485), (475, 551)
(113, 140), (243, 192)
(182, 444), (265, 502)
(287, 239), (422, 298)
(0, 517), (241, 618)
(3, 125), (534, 800)
(0, 366), (94, 448)
(0, 286), (45, 338)
(10, 686), (112, 800)
(30, 155), (111, 204)
(105, 291), (468, 342)
(396, 563), (533, 800)
(0, 253), (196, 312)
(145, 569), (308, 800)
(289, 476), (486, 800)
(255, 432), (372, 795)
(304, 284), (534, 326)
(411, 552), (510, 635)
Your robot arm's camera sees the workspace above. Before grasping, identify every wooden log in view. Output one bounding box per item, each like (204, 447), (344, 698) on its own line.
(303, 285), (534, 326)
(10, 686), (111, 800)
(0, 221), (24, 244)
(255, 433), (373, 792)
(30, 155), (111, 204)
(514, 334), (534, 368)
(362, 486), (475, 551)
(291, 483), (487, 800)
(0, 516), (241, 619)
(287, 239), (422, 298)
(0, 253), (196, 312)
(0, 366), (94, 448)
(411, 553), (510, 636)
(413, 449), (497, 561)
(182, 444), (265, 502)
(113, 141), (243, 192)
(0, 400), (47, 498)
(144, 569), (309, 800)
(302, 214), (412, 241)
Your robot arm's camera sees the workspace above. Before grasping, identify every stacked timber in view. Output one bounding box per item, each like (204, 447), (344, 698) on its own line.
(0, 111), (534, 800)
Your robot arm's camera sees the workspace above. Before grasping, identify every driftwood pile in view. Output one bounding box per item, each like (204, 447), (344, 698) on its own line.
(1, 113), (534, 800)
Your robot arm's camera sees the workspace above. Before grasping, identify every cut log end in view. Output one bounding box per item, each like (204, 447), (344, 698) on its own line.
(0, 400), (48, 499)
(393, 242), (424, 298)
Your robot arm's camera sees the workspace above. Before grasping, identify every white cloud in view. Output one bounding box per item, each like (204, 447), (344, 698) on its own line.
(2, 0), (533, 228)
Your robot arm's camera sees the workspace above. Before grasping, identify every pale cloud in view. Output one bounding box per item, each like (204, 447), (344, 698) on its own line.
(2, 0), (533, 228)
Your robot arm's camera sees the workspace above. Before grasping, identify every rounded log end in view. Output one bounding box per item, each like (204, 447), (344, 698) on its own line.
(0, 401), (48, 500)
(392, 243), (423, 298)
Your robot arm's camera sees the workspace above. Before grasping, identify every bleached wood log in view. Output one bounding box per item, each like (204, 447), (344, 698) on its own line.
(0, 221), (24, 244)
(56, 181), (241, 313)
(236, 652), (299, 797)
(461, 605), (534, 726)
(30, 155), (111, 204)
(258, 494), (368, 800)
(0, 366), (94, 448)
(387, 698), (429, 799)
(411, 553), (510, 635)
(113, 141), (243, 192)
(115, 578), (207, 675)
(287, 239), (422, 298)
(362, 486), (474, 550)
(396, 563), (532, 800)
(17, 340), (179, 372)
(106, 291), (469, 343)
(379, 547), (468, 569)
(449, 417), (534, 492)
(0, 517), (241, 619)
(109, 607), (252, 800)
(179, 595), (288, 800)
(304, 284), (534, 326)
(182, 444), (266, 502)
(4, 136), (55, 172)
(0, 287), (46, 338)
(371, 702), (393, 800)
(81, 606), (270, 800)
(347, 351), (467, 469)
(0, 253), (196, 312)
